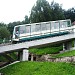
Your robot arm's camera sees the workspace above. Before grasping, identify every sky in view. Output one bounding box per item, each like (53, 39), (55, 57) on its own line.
(0, 0), (75, 24)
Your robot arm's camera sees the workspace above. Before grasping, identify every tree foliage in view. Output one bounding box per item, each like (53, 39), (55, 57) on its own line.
(30, 0), (52, 23)
(0, 27), (10, 39)
(51, 1), (65, 20)
(24, 15), (30, 24)
(30, 0), (65, 23)
(0, 22), (6, 27)
(64, 8), (75, 22)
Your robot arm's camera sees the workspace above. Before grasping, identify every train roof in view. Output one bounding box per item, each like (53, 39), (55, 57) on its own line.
(14, 19), (71, 27)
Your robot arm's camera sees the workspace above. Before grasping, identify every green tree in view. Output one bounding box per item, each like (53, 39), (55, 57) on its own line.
(64, 8), (75, 22)
(24, 15), (29, 24)
(0, 27), (10, 39)
(30, 0), (65, 23)
(30, 0), (52, 23)
(50, 1), (65, 20)
(0, 22), (6, 27)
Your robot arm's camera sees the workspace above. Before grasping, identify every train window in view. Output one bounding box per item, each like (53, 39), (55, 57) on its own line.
(60, 21), (63, 28)
(15, 26), (19, 38)
(67, 21), (71, 27)
(19, 26), (25, 34)
(51, 22), (54, 29)
(63, 21), (67, 27)
(46, 23), (50, 30)
(54, 22), (59, 29)
(25, 25), (31, 33)
(15, 27), (19, 33)
(60, 21), (67, 28)
(41, 23), (46, 31)
(35, 24), (40, 32)
(31, 24), (35, 32)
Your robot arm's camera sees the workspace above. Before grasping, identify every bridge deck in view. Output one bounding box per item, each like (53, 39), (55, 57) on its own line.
(0, 33), (75, 53)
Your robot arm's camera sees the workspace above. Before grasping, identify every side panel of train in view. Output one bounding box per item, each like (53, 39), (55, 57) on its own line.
(12, 19), (72, 43)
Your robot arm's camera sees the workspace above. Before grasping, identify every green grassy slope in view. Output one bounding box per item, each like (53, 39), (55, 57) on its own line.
(29, 46), (62, 55)
(0, 61), (75, 75)
(52, 50), (75, 58)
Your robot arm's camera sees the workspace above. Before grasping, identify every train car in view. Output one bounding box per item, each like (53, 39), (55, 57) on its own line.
(12, 19), (72, 43)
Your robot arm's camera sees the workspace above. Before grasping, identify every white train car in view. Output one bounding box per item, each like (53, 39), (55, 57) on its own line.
(12, 19), (72, 43)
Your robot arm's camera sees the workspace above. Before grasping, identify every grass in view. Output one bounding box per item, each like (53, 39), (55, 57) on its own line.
(29, 46), (62, 55)
(52, 50), (75, 58)
(0, 61), (75, 75)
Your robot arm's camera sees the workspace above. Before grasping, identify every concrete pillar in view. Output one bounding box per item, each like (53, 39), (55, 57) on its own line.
(22, 49), (29, 61)
(19, 49), (29, 61)
(63, 41), (72, 50)
(31, 54), (34, 61)
(63, 43), (65, 51)
(66, 41), (72, 50)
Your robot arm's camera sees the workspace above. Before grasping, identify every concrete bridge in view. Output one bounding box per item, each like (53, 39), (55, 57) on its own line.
(0, 32), (75, 61)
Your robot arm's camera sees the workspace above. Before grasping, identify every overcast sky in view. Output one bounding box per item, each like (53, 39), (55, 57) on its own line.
(0, 0), (75, 24)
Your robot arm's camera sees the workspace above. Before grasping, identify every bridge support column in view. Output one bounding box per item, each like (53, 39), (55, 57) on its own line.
(63, 43), (65, 51)
(19, 49), (29, 61)
(31, 54), (34, 61)
(66, 41), (72, 50)
(63, 41), (72, 50)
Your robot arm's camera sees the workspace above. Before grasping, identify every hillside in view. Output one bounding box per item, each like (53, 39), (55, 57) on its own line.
(0, 61), (75, 75)
(52, 50), (75, 58)
(29, 45), (62, 55)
